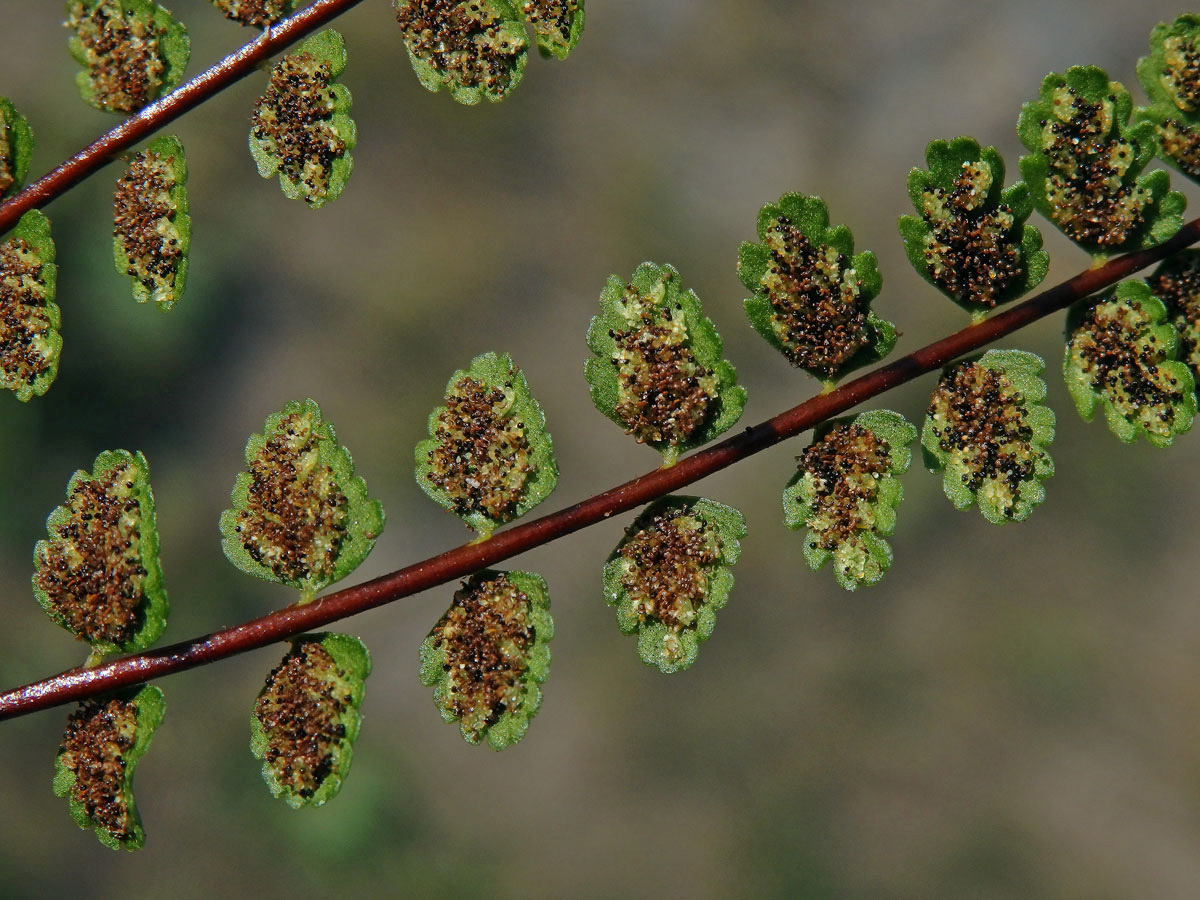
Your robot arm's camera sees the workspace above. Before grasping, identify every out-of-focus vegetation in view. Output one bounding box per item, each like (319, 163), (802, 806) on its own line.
(1, 1), (1199, 897)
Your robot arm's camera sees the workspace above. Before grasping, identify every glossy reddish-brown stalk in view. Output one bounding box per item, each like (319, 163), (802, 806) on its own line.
(0, 0), (367, 235)
(4, 219), (1198, 721)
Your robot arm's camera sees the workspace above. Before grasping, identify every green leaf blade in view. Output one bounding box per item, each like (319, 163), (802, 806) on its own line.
(419, 570), (553, 750)
(1133, 15), (1200, 183)
(1146, 249), (1200, 392)
(249, 30), (355, 208)
(602, 496), (745, 673)
(521, 0), (585, 59)
(66, 0), (190, 114)
(1134, 105), (1200, 182)
(1, 210), (60, 402)
(783, 409), (915, 591)
(211, 0), (302, 27)
(220, 398), (385, 598)
(922, 350), (1056, 523)
(0, 97), (33, 201)
(113, 134), (190, 310)
(1064, 279), (1197, 447)
(900, 137), (1047, 315)
(250, 633), (370, 808)
(739, 193), (895, 381)
(586, 262), (746, 463)
(53, 685), (165, 851)
(415, 351), (558, 537)
(33, 449), (168, 656)
(1017, 66), (1185, 257)
(395, 0), (529, 104)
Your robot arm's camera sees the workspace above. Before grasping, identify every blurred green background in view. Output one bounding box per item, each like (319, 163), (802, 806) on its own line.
(2, 1), (1200, 897)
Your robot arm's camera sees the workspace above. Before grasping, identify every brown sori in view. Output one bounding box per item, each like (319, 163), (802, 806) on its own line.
(0, 233), (55, 397)
(113, 140), (186, 308)
(522, 0), (577, 46)
(611, 294), (718, 445)
(430, 573), (535, 738)
(58, 697), (140, 843)
(254, 643), (349, 800)
(427, 375), (531, 522)
(35, 462), (148, 647)
(1157, 119), (1200, 176)
(1147, 253), (1200, 373)
(799, 423), (892, 554)
(919, 163), (1021, 309)
(251, 52), (346, 201)
(927, 361), (1039, 514)
(1068, 299), (1190, 433)
(1040, 86), (1150, 247)
(616, 508), (719, 637)
(234, 412), (349, 585)
(212, 0), (297, 27)
(1162, 33), (1200, 112)
(67, 1), (170, 113)
(395, 0), (524, 97)
(758, 214), (870, 375)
